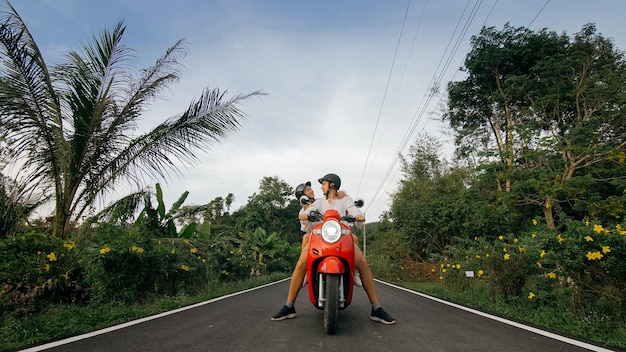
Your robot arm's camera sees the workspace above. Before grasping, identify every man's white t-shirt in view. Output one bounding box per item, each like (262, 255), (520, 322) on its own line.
(299, 195), (363, 232)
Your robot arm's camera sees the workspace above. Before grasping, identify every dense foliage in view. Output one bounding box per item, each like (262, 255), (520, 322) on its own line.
(366, 23), (626, 348)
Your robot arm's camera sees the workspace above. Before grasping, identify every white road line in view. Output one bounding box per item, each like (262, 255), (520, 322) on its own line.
(377, 279), (616, 352)
(18, 278), (290, 352)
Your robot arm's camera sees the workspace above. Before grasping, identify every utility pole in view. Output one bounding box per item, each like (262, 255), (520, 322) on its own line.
(363, 212), (367, 257)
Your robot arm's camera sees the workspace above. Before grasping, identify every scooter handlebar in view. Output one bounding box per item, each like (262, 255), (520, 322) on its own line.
(305, 211), (359, 224)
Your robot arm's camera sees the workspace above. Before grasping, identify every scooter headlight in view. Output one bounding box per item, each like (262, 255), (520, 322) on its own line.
(321, 220), (342, 243)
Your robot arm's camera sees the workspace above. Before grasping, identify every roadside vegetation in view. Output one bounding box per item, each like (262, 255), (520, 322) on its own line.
(1, 3), (624, 351)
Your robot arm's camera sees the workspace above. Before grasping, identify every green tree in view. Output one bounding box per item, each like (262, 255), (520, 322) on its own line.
(233, 176), (300, 243)
(0, 3), (263, 238)
(389, 134), (470, 258)
(445, 23), (626, 228)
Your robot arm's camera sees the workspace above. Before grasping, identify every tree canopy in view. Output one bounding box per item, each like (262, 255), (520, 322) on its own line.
(445, 23), (626, 229)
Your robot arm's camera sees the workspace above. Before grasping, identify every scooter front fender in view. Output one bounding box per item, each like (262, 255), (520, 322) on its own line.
(317, 256), (346, 274)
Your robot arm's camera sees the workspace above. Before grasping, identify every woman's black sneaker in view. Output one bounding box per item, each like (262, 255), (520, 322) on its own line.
(370, 307), (396, 324)
(271, 305), (296, 321)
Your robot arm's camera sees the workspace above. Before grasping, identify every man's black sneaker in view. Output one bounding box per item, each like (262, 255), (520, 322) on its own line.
(370, 307), (396, 325)
(271, 305), (296, 321)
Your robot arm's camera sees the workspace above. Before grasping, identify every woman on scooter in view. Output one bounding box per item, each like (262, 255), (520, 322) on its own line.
(271, 173), (396, 325)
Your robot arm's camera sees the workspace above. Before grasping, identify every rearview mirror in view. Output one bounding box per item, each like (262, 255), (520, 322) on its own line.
(354, 198), (364, 208)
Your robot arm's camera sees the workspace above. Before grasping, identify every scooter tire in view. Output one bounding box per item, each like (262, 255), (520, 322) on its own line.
(323, 274), (340, 334)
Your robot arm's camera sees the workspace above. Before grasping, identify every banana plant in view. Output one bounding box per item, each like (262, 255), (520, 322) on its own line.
(135, 183), (200, 239)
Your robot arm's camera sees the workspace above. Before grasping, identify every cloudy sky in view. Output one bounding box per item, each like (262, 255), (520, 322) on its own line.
(9, 0), (626, 220)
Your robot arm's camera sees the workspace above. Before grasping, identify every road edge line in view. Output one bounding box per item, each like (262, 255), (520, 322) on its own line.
(375, 279), (616, 352)
(18, 278), (291, 352)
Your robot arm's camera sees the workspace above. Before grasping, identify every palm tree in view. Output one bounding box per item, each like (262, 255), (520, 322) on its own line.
(0, 2), (264, 238)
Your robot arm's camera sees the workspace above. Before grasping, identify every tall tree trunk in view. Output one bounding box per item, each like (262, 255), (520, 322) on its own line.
(543, 196), (556, 229)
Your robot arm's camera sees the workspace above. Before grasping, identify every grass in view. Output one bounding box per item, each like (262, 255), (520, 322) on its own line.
(0, 273), (289, 352)
(396, 280), (626, 351)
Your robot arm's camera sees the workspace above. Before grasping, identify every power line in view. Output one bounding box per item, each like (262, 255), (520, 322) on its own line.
(366, 0), (481, 212)
(356, 0), (411, 196)
(363, 0), (429, 198)
(527, 0), (550, 28)
(368, 0), (554, 217)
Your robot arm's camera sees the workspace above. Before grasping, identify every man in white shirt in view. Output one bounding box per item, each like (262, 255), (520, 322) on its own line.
(271, 173), (396, 325)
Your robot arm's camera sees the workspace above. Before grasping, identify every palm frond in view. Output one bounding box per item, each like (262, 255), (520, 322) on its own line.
(78, 88), (265, 216)
(0, 1), (64, 191)
(84, 188), (148, 225)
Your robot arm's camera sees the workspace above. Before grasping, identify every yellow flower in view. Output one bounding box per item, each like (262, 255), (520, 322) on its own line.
(485, 253), (490, 258)
(474, 237), (480, 241)
(536, 261), (542, 268)
(477, 270), (484, 277)
(532, 219), (538, 226)
(63, 241), (75, 250)
(585, 219), (590, 227)
(43, 264), (50, 272)
(184, 240), (189, 245)
(545, 272), (557, 279)
(442, 269), (447, 273)
(531, 233), (537, 238)
(131, 245), (144, 253)
(593, 224), (604, 234)
(180, 264), (190, 271)
(170, 249), (177, 254)
(584, 236), (594, 242)
(440, 263), (444, 268)
(439, 276), (443, 280)
(431, 268), (435, 272)
(498, 235), (504, 241)
(585, 251), (603, 260)
(513, 238), (519, 243)
(503, 254), (511, 260)
(518, 247), (526, 253)
(528, 292), (536, 299)
(475, 255), (481, 259)
(99, 245), (111, 254)
(60, 271), (69, 280)
(503, 247), (507, 252)
(190, 248), (198, 254)
(455, 264), (461, 269)
(602, 246), (611, 254)
(47, 252), (57, 261)
(556, 235), (564, 244)
(540, 249), (546, 258)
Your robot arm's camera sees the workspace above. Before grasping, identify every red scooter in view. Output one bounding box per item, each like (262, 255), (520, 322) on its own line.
(303, 199), (363, 334)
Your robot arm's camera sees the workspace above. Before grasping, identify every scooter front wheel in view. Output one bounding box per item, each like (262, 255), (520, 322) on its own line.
(323, 274), (340, 334)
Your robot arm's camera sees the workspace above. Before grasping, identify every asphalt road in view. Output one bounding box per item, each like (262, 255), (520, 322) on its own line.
(21, 279), (619, 352)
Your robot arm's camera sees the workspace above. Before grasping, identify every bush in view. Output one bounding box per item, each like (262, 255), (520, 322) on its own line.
(0, 232), (83, 312)
(81, 224), (216, 303)
(440, 218), (626, 322)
